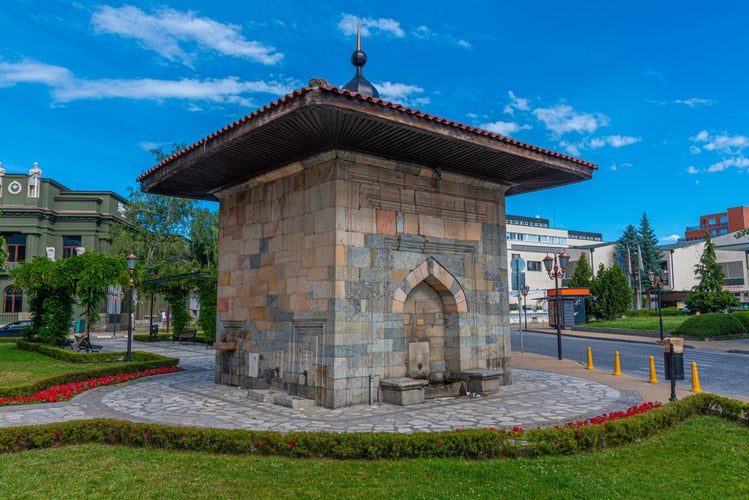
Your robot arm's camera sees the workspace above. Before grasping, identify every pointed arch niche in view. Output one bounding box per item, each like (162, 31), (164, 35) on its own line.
(391, 258), (467, 381)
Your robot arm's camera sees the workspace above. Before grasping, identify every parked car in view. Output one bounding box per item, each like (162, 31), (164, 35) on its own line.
(0, 320), (32, 337)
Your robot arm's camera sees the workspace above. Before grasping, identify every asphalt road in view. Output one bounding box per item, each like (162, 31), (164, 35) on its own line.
(511, 329), (749, 400)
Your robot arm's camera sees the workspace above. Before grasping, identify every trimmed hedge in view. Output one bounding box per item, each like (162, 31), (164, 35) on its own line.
(0, 394), (745, 459)
(672, 313), (746, 338)
(1, 341), (179, 398)
(626, 308), (689, 318)
(133, 333), (212, 344)
(730, 310), (749, 332)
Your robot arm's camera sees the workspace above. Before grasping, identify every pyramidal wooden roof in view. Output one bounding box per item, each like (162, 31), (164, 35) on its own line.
(138, 79), (597, 201)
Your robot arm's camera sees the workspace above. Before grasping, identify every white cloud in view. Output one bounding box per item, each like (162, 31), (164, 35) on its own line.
(479, 120), (531, 136)
(706, 156), (749, 173)
(92, 5), (282, 67)
(532, 104), (609, 135)
(686, 166), (699, 174)
(660, 234), (682, 243)
(503, 90), (530, 115)
(338, 14), (404, 38)
(692, 131), (749, 154)
(587, 135), (640, 150)
(675, 97), (715, 107)
(338, 14), (469, 48)
(375, 81), (429, 107)
(558, 140), (581, 156)
(0, 59), (294, 106)
(0, 60), (73, 87)
(52, 76), (292, 104)
(609, 162), (633, 171)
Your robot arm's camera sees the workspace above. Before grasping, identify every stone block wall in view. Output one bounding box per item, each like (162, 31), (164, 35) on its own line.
(214, 149), (511, 408)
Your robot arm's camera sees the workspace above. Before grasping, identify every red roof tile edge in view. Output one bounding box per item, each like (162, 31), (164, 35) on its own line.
(136, 80), (598, 182)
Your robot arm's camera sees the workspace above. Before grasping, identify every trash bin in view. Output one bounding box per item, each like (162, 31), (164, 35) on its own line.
(74, 318), (86, 333)
(149, 324), (159, 337)
(662, 337), (685, 381)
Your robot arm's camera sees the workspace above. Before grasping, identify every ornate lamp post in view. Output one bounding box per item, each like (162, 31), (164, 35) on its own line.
(543, 251), (570, 360)
(648, 269), (669, 341)
(126, 253), (137, 362)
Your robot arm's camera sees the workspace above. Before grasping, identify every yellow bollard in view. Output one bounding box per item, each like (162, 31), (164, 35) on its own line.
(612, 351), (622, 376)
(586, 347), (595, 370)
(691, 362), (703, 393)
(648, 355), (659, 384)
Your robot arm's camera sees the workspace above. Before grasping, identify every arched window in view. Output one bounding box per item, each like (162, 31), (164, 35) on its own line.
(3, 287), (23, 313)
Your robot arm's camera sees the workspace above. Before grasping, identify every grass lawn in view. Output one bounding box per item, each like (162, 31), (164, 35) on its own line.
(0, 343), (128, 390)
(0, 416), (746, 498)
(583, 316), (687, 332)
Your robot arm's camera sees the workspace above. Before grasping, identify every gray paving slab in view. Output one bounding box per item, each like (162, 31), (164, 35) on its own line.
(0, 336), (641, 433)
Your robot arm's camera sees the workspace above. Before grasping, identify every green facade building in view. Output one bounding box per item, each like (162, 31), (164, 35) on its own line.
(0, 163), (128, 321)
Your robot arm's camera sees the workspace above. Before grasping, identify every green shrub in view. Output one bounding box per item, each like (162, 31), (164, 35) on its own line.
(626, 307), (688, 318)
(0, 395), (744, 459)
(729, 310), (749, 332)
(672, 313), (746, 338)
(133, 333), (173, 342)
(1, 341), (179, 398)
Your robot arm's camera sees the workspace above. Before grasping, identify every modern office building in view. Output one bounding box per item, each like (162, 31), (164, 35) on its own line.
(505, 214), (615, 324)
(684, 206), (749, 241)
(0, 163), (128, 320)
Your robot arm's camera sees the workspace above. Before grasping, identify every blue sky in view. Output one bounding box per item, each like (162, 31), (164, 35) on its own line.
(1, 1), (748, 243)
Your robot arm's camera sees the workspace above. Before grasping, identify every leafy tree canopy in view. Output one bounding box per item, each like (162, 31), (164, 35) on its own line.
(589, 263), (632, 320)
(686, 233), (740, 313)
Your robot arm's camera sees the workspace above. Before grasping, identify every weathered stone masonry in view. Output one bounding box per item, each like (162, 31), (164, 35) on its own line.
(214, 149), (511, 408)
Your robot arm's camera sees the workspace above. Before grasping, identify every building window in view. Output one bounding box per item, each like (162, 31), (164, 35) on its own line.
(3, 287), (23, 313)
(4, 233), (26, 262)
(720, 215), (728, 224)
(62, 236), (82, 259)
(527, 261), (542, 271)
(711, 229), (717, 237)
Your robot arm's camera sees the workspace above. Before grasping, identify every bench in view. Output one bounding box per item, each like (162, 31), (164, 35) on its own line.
(172, 329), (197, 344)
(56, 337), (74, 349)
(73, 334), (103, 353)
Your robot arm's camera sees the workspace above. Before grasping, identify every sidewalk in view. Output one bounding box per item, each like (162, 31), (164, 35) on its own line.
(517, 326), (749, 403)
(527, 326), (749, 353)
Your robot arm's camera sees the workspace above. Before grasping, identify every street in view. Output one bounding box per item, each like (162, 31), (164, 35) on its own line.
(511, 329), (749, 400)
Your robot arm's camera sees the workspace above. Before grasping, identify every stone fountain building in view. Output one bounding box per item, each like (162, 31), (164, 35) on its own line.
(138, 40), (597, 408)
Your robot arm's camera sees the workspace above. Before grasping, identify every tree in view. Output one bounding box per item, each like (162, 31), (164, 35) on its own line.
(190, 207), (218, 268)
(568, 252), (594, 321)
(589, 264), (632, 320)
(0, 210), (7, 269)
(11, 253), (127, 344)
(686, 233), (740, 313)
(111, 142), (219, 335)
(65, 252), (127, 336)
(11, 257), (75, 344)
(638, 213), (660, 278)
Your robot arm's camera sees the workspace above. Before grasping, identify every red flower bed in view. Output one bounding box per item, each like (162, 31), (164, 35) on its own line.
(0, 366), (181, 406)
(556, 401), (662, 429)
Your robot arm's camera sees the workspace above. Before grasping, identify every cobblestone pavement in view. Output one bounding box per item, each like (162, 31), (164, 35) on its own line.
(0, 337), (641, 432)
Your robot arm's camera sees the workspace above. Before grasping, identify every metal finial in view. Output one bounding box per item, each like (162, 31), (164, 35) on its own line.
(357, 18), (361, 51)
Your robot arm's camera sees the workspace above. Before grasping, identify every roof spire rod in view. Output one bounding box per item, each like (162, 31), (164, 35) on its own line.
(342, 17), (380, 98)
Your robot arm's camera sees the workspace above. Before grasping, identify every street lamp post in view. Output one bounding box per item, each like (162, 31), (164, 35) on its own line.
(648, 269), (669, 341)
(521, 285), (530, 331)
(520, 285), (530, 354)
(543, 251), (570, 360)
(126, 253), (137, 362)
